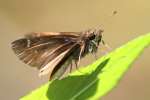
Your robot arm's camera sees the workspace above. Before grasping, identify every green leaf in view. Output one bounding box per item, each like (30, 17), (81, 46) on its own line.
(21, 33), (150, 100)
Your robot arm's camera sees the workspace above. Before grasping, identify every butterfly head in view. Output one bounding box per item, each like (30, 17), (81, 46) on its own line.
(88, 29), (104, 45)
(85, 29), (104, 53)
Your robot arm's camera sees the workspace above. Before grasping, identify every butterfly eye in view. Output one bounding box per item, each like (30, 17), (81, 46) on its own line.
(89, 34), (95, 40)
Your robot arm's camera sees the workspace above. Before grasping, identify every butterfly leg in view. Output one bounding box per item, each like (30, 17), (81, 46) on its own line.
(77, 43), (85, 66)
(74, 59), (84, 74)
(100, 40), (111, 55)
(102, 40), (111, 50)
(73, 43), (85, 73)
(69, 61), (73, 73)
(92, 52), (98, 60)
(74, 60), (78, 69)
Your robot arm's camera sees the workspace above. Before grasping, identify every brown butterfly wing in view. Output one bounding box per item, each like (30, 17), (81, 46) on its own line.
(11, 32), (80, 69)
(49, 44), (79, 80)
(39, 42), (79, 79)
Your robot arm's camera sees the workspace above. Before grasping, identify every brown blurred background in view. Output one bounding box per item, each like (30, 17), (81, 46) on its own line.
(0, 0), (150, 100)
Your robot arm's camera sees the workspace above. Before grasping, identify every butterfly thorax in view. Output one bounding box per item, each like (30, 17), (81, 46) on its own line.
(72, 29), (103, 60)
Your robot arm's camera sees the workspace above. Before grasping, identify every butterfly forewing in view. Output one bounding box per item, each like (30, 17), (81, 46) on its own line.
(11, 32), (80, 70)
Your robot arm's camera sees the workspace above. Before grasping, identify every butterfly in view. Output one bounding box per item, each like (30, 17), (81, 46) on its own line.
(11, 29), (104, 80)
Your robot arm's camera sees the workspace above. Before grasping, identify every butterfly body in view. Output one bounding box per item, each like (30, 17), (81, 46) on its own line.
(11, 29), (104, 80)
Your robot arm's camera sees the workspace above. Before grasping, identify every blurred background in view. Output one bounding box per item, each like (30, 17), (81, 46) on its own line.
(0, 0), (150, 100)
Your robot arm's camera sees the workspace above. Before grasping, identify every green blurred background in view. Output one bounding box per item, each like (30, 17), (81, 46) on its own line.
(0, 0), (150, 100)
